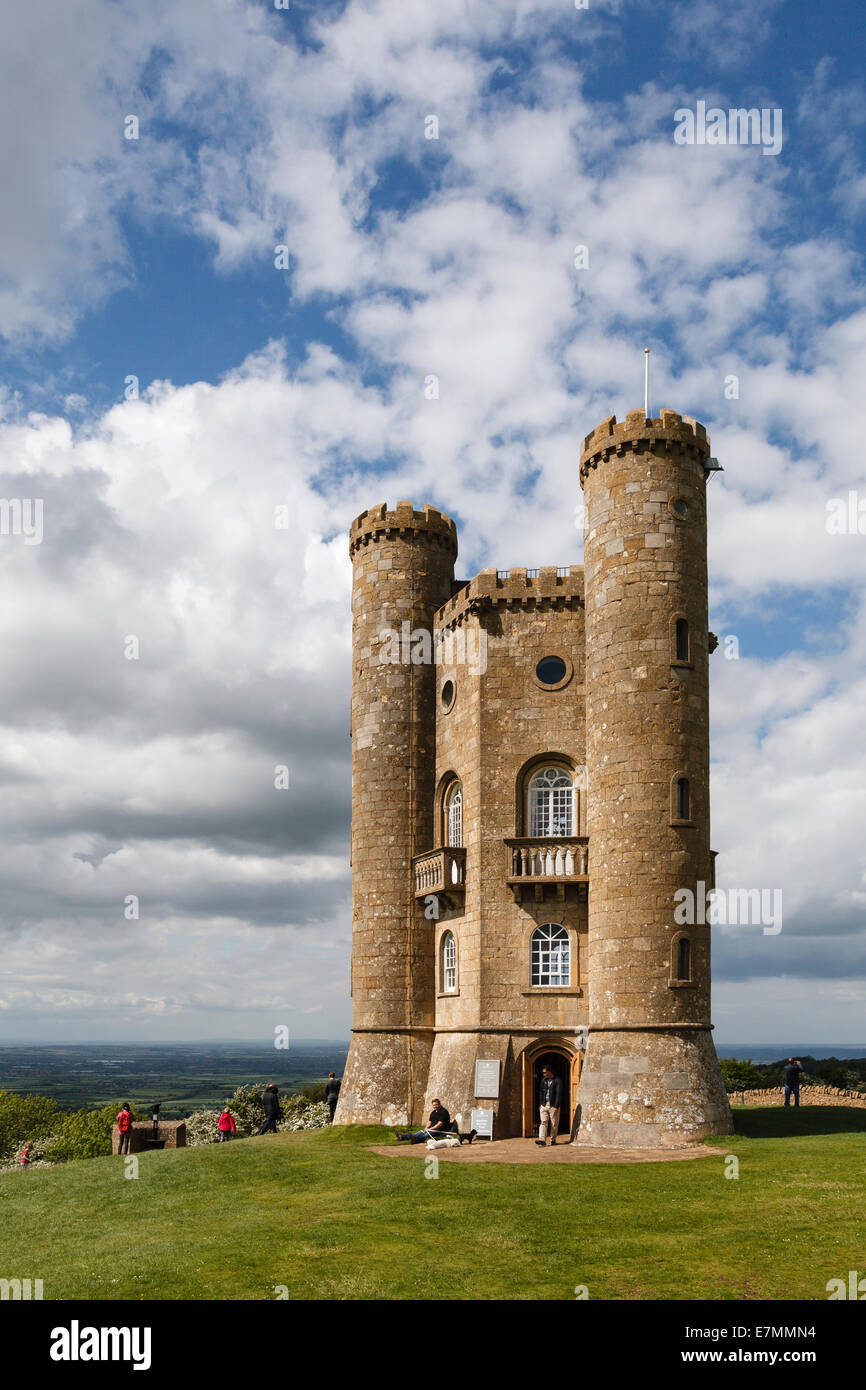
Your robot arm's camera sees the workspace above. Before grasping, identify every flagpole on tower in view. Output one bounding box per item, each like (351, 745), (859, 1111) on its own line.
(644, 347), (650, 418)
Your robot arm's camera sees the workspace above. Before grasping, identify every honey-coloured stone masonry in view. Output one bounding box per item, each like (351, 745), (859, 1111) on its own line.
(336, 415), (733, 1148)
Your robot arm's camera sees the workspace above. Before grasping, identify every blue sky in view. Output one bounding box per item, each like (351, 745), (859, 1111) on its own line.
(0, 0), (864, 1043)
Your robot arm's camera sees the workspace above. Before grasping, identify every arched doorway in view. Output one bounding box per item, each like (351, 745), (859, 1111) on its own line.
(521, 1041), (581, 1138)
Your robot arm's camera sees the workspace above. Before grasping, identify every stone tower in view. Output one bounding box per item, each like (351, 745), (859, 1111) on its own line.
(575, 410), (732, 1146)
(335, 502), (457, 1125)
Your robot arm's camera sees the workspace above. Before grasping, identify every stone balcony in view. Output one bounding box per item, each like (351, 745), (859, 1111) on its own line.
(412, 846), (466, 909)
(505, 836), (589, 903)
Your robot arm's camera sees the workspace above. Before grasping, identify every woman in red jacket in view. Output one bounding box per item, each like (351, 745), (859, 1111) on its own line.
(116, 1103), (133, 1155)
(218, 1108), (237, 1142)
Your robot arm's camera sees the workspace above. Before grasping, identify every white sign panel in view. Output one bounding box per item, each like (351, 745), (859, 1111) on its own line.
(474, 1058), (500, 1098)
(470, 1108), (494, 1140)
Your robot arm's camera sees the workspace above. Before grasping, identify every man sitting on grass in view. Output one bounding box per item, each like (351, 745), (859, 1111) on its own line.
(396, 1099), (476, 1145)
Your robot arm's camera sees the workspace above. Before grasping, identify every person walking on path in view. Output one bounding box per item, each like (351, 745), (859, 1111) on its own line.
(325, 1072), (341, 1123)
(258, 1083), (281, 1134)
(218, 1107), (237, 1142)
(784, 1058), (804, 1107)
(116, 1103), (133, 1155)
(535, 1067), (562, 1146)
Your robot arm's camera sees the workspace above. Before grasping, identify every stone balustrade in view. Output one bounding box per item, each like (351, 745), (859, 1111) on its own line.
(506, 836), (588, 880)
(504, 837), (588, 903)
(412, 847), (466, 900)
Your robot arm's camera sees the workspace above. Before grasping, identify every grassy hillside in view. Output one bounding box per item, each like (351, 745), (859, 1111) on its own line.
(1, 1107), (863, 1301)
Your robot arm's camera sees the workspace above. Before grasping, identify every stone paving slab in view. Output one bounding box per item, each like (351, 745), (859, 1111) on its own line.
(367, 1138), (722, 1165)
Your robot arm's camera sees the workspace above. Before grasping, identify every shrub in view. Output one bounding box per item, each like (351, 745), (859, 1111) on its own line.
(220, 1083), (267, 1136)
(185, 1110), (222, 1147)
(277, 1097), (329, 1131)
(0, 1090), (61, 1162)
(47, 1102), (138, 1163)
(0, 1133), (57, 1173)
(299, 1081), (327, 1103)
(184, 1089), (329, 1142)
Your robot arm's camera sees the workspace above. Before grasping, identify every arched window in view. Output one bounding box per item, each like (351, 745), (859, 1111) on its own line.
(676, 936), (692, 983)
(531, 924), (571, 986)
(676, 777), (691, 821)
(445, 781), (463, 848)
(441, 931), (457, 993)
(528, 767), (574, 837)
(675, 618), (690, 662)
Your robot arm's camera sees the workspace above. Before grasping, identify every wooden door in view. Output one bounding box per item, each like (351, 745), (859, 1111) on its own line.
(570, 1051), (582, 1136)
(522, 1050), (534, 1136)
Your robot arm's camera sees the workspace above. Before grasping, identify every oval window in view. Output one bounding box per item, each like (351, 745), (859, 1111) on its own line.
(441, 679), (455, 711)
(536, 656), (568, 687)
(670, 497), (688, 519)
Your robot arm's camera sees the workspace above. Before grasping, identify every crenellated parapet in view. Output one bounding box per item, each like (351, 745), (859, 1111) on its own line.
(435, 565), (584, 630)
(349, 501), (458, 560)
(576, 405), (732, 1147)
(580, 409), (710, 485)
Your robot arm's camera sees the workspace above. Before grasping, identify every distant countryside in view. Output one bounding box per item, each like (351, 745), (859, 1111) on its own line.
(0, 1042), (349, 1116)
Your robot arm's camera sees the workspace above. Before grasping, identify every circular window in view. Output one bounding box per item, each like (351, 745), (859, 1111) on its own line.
(534, 655), (572, 690)
(441, 679), (456, 712)
(670, 497), (688, 519)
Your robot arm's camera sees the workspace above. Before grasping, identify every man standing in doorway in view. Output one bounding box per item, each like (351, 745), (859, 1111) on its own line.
(535, 1066), (562, 1146)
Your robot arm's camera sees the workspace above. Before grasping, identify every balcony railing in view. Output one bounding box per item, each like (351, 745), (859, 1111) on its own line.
(412, 846), (466, 904)
(505, 836), (588, 902)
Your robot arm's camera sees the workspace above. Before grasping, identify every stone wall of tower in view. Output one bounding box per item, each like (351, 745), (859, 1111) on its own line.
(576, 410), (732, 1147)
(335, 502), (456, 1126)
(425, 568), (589, 1136)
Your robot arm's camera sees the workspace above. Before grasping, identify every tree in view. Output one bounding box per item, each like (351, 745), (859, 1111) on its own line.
(0, 1090), (60, 1161)
(719, 1058), (765, 1092)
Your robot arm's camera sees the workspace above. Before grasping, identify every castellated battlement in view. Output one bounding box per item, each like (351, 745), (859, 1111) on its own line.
(349, 500), (458, 559)
(339, 404), (732, 1148)
(436, 564), (584, 629)
(580, 408), (710, 484)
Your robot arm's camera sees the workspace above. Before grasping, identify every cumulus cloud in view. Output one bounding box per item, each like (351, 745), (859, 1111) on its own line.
(0, 0), (863, 1040)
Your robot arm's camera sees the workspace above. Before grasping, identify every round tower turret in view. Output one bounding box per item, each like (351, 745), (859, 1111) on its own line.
(335, 501), (457, 1126)
(575, 409), (732, 1146)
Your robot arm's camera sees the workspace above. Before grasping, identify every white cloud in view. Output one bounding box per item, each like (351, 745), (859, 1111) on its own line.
(0, 0), (863, 1040)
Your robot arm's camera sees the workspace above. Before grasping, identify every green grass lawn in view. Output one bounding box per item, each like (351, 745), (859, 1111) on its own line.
(1, 1107), (863, 1301)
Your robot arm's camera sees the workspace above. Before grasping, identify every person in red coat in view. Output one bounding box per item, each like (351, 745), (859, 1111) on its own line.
(116, 1103), (133, 1155)
(218, 1108), (237, 1142)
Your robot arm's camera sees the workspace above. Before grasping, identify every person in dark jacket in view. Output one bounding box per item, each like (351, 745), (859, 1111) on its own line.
(783, 1059), (804, 1107)
(258, 1083), (281, 1134)
(395, 1100), (475, 1145)
(325, 1072), (341, 1122)
(535, 1068), (563, 1146)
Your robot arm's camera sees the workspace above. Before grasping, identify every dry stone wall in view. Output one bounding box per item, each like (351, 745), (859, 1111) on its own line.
(732, 1086), (866, 1108)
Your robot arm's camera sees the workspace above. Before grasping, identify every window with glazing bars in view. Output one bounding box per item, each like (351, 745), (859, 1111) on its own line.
(446, 783), (463, 847)
(531, 924), (571, 986)
(442, 932), (457, 992)
(528, 767), (574, 836)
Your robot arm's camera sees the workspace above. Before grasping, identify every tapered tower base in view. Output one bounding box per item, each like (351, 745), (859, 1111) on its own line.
(574, 1027), (733, 1148)
(334, 1029), (433, 1127)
